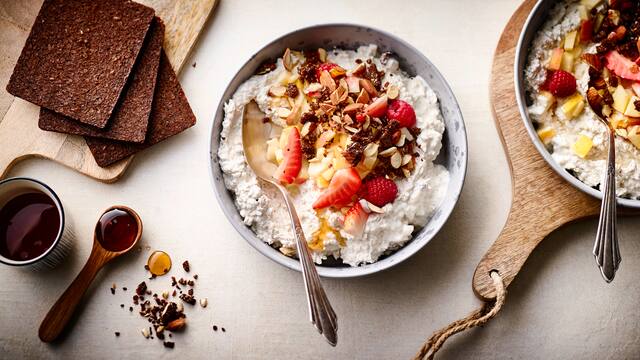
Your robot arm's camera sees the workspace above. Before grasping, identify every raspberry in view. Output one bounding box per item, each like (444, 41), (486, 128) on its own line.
(361, 177), (398, 207)
(386, 100), (416, 128)
(547, 70), (577, 97)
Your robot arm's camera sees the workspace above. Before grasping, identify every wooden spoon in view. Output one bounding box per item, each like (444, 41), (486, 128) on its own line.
(38, 205), (143, 343)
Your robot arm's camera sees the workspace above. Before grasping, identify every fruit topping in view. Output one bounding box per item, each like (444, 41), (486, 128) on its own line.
(361, 176), (398, 207)
(365, 95), (388, 118)
(312, 168), (361, 209)
(274, 127), (302, 184)
(316, 63), (345, 80)
(605, 50), (640, 81)
(386, 99), (417, 128)
(342, 202), (368, 237)
(547, 70), (577, 98)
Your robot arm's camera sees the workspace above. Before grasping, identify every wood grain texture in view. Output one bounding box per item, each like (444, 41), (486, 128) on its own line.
(471, 0), (603, 301)
(0, 0), (217, 182)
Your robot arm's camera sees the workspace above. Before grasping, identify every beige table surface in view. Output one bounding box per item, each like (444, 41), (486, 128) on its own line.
(1, 0), (639, 359)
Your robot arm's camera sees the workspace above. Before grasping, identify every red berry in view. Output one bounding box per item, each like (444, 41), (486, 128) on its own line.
(274, 127), (302, 184)
(355, 113), (366, 123)
(606, 50), (640, 81)
(316, 63), (339, 80)
(313, 168), (362, 209)
(547, 70), (577, 97)
(361, 177), (398, 207)
(342, 202), (369, 237)
(386, 100), (416, 128)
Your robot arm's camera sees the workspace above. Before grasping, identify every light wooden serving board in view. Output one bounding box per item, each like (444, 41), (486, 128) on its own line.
(470, 0), (638, 301)
(0, 0), (217, 182)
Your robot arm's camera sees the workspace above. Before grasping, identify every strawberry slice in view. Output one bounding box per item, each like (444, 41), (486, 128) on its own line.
(342, 202), (369, 237)
(579, 19), (593, 43)
(365, 95), (388, 118)
(312, 168), (361, 209)
(274, 127), (302, 184)
(605, 50), (640, 81)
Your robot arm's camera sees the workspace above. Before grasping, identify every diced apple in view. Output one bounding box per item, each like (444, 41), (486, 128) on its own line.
(628, 127), (640, 149)
(548, 48), (564, 71)
(537, 127), (556, 144)
(624, 96), (640, 117)
(572, 134), (593, 158)
(561, 52), (575, 72)
(609, 111), (627, 129)
(561, 93), (585, 119)
(539, 91), (556, 112)
(564, 31), (578, 50)
(577, 5), (589, 20)
(612, 85), (631, 113)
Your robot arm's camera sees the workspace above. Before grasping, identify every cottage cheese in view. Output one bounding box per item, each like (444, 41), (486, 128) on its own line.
(525, 0), (640, 199)
(218, 45), (449, 266)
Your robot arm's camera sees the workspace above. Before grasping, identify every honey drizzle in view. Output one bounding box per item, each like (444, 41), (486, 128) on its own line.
(310, 213), (346, 251)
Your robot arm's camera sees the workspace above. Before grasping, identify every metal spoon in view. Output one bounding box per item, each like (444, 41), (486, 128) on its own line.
(586, 87), (620, 282)
(242, 100), (338, 345)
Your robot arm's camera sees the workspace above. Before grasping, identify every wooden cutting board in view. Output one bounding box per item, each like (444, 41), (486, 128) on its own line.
(0, 0), (217, 182)
(471, 0), (640, 301)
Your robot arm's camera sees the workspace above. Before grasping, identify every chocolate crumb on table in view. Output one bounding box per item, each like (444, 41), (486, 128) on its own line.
(182, 260), (190, 272)
(115, 332), (120, 337)
(163, 341), (175, 349)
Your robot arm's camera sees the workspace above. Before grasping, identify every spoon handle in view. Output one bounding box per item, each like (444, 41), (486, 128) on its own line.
(277, 186), (338, 346)
(39, 244), (112, 342)
(593, 129), (620, 282)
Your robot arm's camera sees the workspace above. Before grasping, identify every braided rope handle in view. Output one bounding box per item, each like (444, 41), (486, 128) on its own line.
(413, 271), (506, 360)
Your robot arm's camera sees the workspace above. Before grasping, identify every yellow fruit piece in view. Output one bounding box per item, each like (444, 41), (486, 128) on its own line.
(266, 138), (280, 163)
(612, 85), (631, 113)
(628, 127), (640, 149)
(316, 176), (329, 189)
(561, 52), (575, 72)
(548, 48), (564, 71)
(564, 31), (578, 50)
(537, 127), (556, 144)
(577, 4), (589, 20)
(572, 135), (593, 158)
(624, 96), (640, 118)
(581, 0), (601, 10)
(561, 93), (584, 119)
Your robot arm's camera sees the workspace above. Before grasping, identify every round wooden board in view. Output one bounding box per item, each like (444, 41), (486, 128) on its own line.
(471, 0), (607, 301)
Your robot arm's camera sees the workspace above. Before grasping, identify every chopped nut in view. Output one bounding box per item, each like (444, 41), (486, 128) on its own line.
(356, 89), (370, 104)
(359, 78), (378, 97)
(351, 63), (366, 77)
(367, 201), (385, 214)
(343, 103), (364, 113)
(276, 107), (292, 118)
(402, 154), (412, 166)
(166, 318), (186, 332)
(142, 328), (150, 338)
(344, 125), (359, 133)
(390, 152), (402, 168)
(379, 147), (398, 157)
(318, 48), (327, 62)
(200, 298), (208, 308)
(320, 70), (336, 92)
(162, 291), (169, 299)
(156, 325), (165, 334)
(387, 85), (399, 99)
(283, 48), (294, 71)
(304, 83), (323, 94)
(395, 133), (406, 147)
(363, 143), (379, 157)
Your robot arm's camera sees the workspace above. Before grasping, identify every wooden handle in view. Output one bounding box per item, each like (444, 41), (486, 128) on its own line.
(39, 243), (113, 342)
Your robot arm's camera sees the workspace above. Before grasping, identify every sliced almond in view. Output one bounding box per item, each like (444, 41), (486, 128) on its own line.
(280, 246), (297, 257)
(343, 114), (353, 125)
(330, 89), (341, 105)
(320, 70), (336, 92)
(320, 103), (336, 114)
(364, 143), (379, 157)
(363, 155), (377, 170)
(402, 154), (412, 166)
(304, 82), (323, 94)
(269, 85), (287, 97)
(400, 127), (414, 141)
(318, 48), (327, 62)
(379, 147), (397, 157)
(343, 103), (364, 113)
(200, 298), (208, 308)
(351, 63), (366, 76)
(386, 85), (399, 100)
(332, 115), (342, 124)
(176, 302), (184, 313)
(356, 89), (370, 104)
(301, 122), (312, 137)
(395, 133), (406, 147)
(156, 326), (165, 334)
(359, 79), (378, 97)
(283, 48), (294, 71)
(286, 97), (305, 125)
(166, 318), (186, 332)
(402, 168), (411, 178)
(141, 328), (150, 338)
(359, 199), (372, 213)
(276, 107), (292, 118)
(344, 125), (359, 133)
(390, 152), (402, 168)
(363, 117), (370, 130)
(367, 201), (385, 214)
(616, 128), (628, 138)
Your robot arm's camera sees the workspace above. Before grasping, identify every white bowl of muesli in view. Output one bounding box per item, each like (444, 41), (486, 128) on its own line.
(209, 24), (467, 277)
(517, 0), (640, 207)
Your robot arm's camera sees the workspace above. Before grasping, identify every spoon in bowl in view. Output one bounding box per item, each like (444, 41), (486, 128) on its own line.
(586, 87), (620, 282)
(39, 206), (142, 342)
(242, 100), (338, 345)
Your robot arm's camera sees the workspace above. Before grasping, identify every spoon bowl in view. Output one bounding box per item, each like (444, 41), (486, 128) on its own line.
(38, 206), (142, 342)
